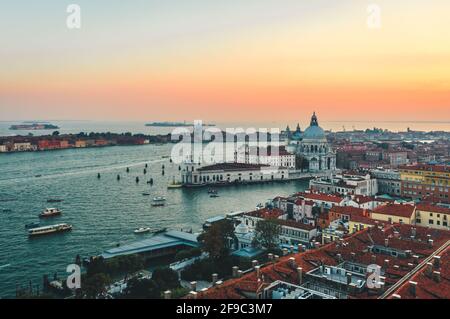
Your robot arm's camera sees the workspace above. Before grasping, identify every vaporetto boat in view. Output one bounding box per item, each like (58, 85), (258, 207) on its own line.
(28, 224), (72, 237)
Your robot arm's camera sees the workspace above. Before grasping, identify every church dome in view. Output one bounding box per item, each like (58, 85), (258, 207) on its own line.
(235, 222), (249, 234)
(302, 112), (326, 140)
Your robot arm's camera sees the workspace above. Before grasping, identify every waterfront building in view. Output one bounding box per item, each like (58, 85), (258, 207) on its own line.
(371, 168), (402, 196)
(0, 144), (7, 152)
(75, 140), (87, 148)
(287, 112), (336, 172)
(13, 142), (33, 151)
(309, 172), (378, 196)
(236, 146), (296, 169)
(181, 162), (289, 186)
(399, 164), (450, 203)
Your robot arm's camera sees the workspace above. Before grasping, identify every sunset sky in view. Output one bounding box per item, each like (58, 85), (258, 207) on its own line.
(1, 0), (450, 123)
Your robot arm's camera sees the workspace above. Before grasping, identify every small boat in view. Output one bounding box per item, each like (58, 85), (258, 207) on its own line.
(35, 175), (42, 178)
(25, 222), (40, 229)
(207, 189), (217, 194)
(142, 193), (151, 196)
(134, 227), (151, 234)
(47, 199), (63, 203)
(210, 194), (220, 198)
(39, 208), (62, 218)
(28, 223), (72, 237)
(167, 183), (182, 189)
(151, 197), (166, 207)
(2, 209), (12, 213)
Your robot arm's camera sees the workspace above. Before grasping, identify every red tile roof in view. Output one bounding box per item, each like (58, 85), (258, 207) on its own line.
(245, 208), (285, 219)
(193, 223), (450, 300)
(296, 192), (344, 204)
(416, 203), (450, 215)
(390, 247), (450, 299)
(374, 204), (416, 218)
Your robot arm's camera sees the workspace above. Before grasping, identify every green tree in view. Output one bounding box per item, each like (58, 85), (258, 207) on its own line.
(124, 278), (160, 299)
(252, 219), (282, 251)
(52, 131), (60, 136)
(198, 219), (235, 259)
(152, 267), (179, 291)
(82, 273), (111, 299)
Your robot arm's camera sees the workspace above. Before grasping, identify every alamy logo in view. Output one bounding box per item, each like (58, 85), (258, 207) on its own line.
(66, 264), (81, 289)
(367, 4), (382, 29)
(366, 264), (381, 289)
(66, 4), (81, 29)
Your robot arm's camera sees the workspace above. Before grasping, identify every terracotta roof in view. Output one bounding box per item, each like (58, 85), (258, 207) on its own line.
(296, 192), (344, 204)
(374, 204), (416, 218)
(330, 206), (371, 217)
(245, 208), (285, 219)
(193, 224), (450, 299)
(399, 164), (450, 173)
(277, 219), (316, 231)
(390, 247), (450, 299)
(416, 203), (450, 215)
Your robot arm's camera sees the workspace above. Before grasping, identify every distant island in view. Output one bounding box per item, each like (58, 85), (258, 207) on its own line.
(145, 121), (215, 127)
(9, 123), (59, 130)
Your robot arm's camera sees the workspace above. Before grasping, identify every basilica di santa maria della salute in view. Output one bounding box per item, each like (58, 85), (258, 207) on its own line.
(286, 112), (336, 172)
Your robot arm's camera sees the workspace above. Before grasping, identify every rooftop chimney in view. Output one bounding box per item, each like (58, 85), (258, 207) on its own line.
(232, 266), (239, 278)
(290, 245), (294, 254)
(237, 270), (243, 278)
(384, 259), (390, 268)
(190, 281), (197, 292)
(268, 253), (274, 261)
(274, 255), (280, 262)
(255, 265), (261, 279)
(212, 273), (218, 285)
(282, 248), (289, 256)
(433, 255), (441, 268)
(346, 272), (352, 286)
(297, 244), (303, 253)
(297, 267), (303, 285)
(351, 252), (356, 261)
(289, 257), (296, 268)
(391, 294), (402, 299)
(433, 271), (441, 283)
(384, 238), (389, 247)
(164, 290), (172, 299)
(371, 255), (377, 264)
(426, 262), (433, 276)
(411, 227), (416, 238)
(189, 291), (198, 299)
(428, 239), (434, 248)
(409, 281), (417, 297)
(252, 260), (258, 268)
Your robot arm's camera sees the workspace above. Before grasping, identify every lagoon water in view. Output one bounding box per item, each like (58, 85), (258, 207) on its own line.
(0, 143), (308, 297)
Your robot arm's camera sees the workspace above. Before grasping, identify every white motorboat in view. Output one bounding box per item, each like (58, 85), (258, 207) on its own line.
(134, 227), (151, 234)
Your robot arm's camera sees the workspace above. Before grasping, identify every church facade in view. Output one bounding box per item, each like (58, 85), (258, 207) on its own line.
(286, 112), (336, 172)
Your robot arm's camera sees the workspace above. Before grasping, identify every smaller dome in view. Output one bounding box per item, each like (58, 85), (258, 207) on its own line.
(235, 223), (249, 234)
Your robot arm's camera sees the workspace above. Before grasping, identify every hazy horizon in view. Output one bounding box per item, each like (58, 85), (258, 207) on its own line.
(1, 0), (450, 122)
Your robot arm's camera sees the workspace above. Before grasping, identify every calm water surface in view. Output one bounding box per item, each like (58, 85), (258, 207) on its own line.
(0, 144), (308, 297)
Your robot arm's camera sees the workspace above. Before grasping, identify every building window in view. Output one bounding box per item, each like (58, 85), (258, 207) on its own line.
(429, 219), (434, 225)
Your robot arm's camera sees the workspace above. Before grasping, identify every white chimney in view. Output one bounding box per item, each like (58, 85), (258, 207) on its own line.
(409, 281), (417, 297)
(297, 267), (303, 285)
(164, 290), (172, 299)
